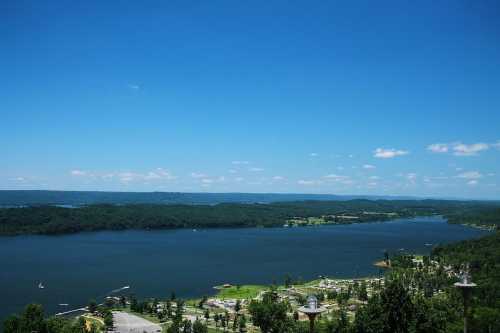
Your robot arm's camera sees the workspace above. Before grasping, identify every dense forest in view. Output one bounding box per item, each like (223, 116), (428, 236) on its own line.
(1, 199), (499, 235)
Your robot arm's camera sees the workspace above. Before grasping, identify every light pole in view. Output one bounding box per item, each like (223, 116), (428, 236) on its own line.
(454, 265), (476, 333)
(298, 295), (326, 333)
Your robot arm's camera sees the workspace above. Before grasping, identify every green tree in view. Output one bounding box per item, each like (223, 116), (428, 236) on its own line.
(130, 295), (138, 312)
(238, 315), (247, 333)
(174, 300), (185, 324)
(473, 306), (500, 333)
(103, 311), (113, 329)
(380, 279), (414, 333)
(183, 319), (192, 333)
(248, 291), (292, 333)
(353, 294), (385, 333)
(88, 299), (98, 313)
(198, 296), (208, 308)
(284, 274), (293, 288)
(3, 315), (20, 333)
(193, 319), (208, 333)
(166, 300), (173, 318)
(20, 304), (46, 333)
(359, 281), (368, 301)
(232, 315), (238, 331)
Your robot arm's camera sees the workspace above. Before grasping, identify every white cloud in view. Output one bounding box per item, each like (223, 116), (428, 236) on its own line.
(232, 161), (249, 165)
(373, 148), (409, 158)
(117, 168), (175, 183)
(118, 172), (136, 183)
(452, 142), (489, 156)
(369, 176), (380, 180)
(70, 170), (87, 176)
(428, 142), (491, 156)
(362, 164), (376, 169)
(457, 171), (482, 179)
(152, 168), (175, 180)
(324, 174), (353, 185)
(190, 172), (207, 179)
(406, 173), (417, 184)
(249, 167), (264, 172)
(272, 176), (285, 181)
(324, 174), (349, 181)
(427, 143), (449, 153)
(128, 84), (140, 90)
(200, 176), (225, 185)
(467, 180), (478, 186)
(309, 153), (318, 157)
(298, 179), (321, 186)
(101, 173), (114, 180)
(228, 169), (237, 174)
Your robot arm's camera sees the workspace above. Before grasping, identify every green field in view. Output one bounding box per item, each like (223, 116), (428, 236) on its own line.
(216, 285), (268, 299)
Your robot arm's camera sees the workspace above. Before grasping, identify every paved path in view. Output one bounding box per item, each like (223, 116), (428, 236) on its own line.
(111, 311), (162, 333)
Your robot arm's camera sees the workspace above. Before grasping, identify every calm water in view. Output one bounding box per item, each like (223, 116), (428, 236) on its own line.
(0, 216), (489, 322)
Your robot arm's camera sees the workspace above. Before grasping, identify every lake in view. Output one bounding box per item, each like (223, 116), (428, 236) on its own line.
(0, 216), (490, 323)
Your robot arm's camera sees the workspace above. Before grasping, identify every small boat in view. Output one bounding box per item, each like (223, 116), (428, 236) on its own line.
(425, 243), (433, 246)
(58, 304), (69, 306)
(38, 282), (45, 289)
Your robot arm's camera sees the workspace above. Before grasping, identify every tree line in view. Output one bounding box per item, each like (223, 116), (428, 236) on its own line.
(1, 199), (499, 235)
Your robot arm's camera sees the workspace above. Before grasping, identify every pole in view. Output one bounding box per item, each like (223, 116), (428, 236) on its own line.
(308, 314), (316, 333)
(463, 289), (469, 333)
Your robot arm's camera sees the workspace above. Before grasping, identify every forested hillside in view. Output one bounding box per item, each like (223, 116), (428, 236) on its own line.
(1, 199), (499, 235)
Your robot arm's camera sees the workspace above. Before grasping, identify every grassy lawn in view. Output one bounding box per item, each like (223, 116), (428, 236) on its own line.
(216, 285), (268, 299)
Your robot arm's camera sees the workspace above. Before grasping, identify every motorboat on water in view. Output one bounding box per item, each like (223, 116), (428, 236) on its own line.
(38, 282), (45, 289)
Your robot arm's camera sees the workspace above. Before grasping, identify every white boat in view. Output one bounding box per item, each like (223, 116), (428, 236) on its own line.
(58, 303), (69, 306)
(38, 282), (45, 289)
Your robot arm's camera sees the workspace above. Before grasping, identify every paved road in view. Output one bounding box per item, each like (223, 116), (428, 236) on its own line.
(111, 311), (162, 333)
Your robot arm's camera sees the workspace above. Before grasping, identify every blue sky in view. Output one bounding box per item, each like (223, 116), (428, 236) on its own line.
(1, 0), (500, 199)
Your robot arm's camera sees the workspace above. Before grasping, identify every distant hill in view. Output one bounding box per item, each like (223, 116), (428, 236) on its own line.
(0, 190), (419, 206)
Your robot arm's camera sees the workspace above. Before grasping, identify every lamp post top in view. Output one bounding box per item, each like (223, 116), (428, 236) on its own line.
(298, 295), (326, 315)
(454, 264), (477, 289)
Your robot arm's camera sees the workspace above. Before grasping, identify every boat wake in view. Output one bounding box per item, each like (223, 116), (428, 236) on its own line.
(109, 286), (130, 294)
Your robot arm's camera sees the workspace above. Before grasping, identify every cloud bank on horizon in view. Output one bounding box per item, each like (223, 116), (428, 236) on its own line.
(5, 140), (497, 200)
(1, 1), (500, 199)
